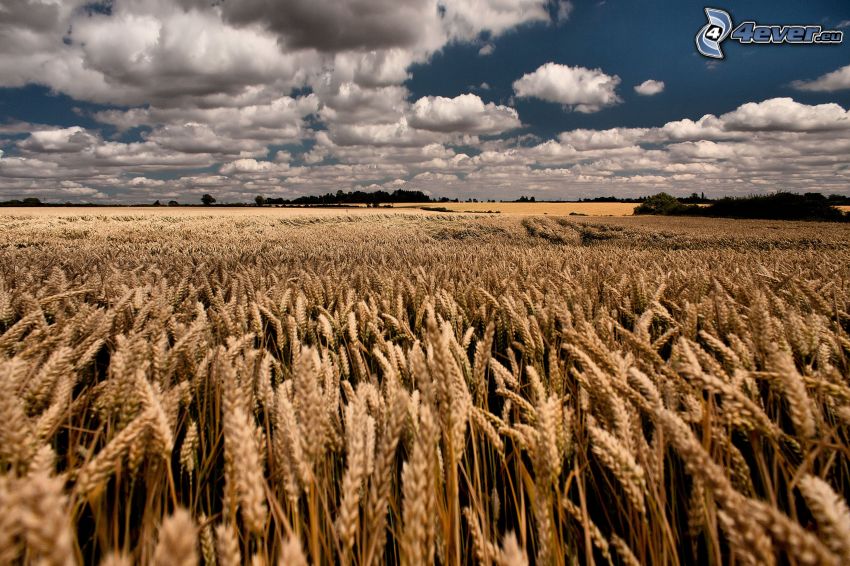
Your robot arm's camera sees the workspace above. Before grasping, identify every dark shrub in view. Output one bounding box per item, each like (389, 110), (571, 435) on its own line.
(705, 192), (846, 221)
(634, 193), (696, 215)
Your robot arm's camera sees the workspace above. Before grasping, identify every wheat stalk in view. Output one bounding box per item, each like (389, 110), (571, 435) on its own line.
(154, 507), (198, 566)
(798, 475), (850, 562)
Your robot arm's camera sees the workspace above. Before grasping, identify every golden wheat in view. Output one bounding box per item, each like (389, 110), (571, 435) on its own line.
(0, 210), (848, 564)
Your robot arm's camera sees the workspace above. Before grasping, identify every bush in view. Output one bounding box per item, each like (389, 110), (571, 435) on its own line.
(634, 192), (848, 221)
(634, 193), (695, 216)
(705, 192), (846, 221)
(0, 197), (42, 206)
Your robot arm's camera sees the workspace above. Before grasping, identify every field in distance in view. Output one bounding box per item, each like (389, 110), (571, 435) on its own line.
(0, 201), (638, 217)
(391, 201), (638, 215)
(0, 205), (426, 217)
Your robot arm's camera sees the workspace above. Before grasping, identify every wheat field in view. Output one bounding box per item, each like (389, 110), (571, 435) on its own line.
(390, 202), (638, 216)
(3, 202), (638, 218)
(1, 211), (849, 565)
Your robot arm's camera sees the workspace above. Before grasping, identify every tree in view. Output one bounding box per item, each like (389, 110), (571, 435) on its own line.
(201, 194), (216, 206)
(634, 193), (694, 215)
(255, 195), (265, 207)
(168, 200), (179, 207)
(153, 200), (161, 206)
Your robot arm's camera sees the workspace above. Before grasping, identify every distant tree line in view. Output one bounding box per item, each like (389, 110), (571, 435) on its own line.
(256, 189), (432, 207)
(579, 195), (647, 203)
(4, 191), (850, 210)
(635, 192), (850, 221)
(826, 194), (850, 205)
(576, 193), (712, 204)
(0, 197), (43, 206)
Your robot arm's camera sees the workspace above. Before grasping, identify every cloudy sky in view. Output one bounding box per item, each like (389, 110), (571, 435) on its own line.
(0, 0), (849, 203)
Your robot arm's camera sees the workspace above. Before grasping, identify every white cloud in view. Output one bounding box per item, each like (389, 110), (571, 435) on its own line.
(634, 79), (665, 96)
(220, 158), (289, 175)
(0, 0), (572, 204)
(791, 64), (850, 93)
(314, 83), (408, 125)
(3, 1), (850, 213)
(144, 123), (267, 156)
(96, 95), (320, 157)
(58, 182), (107, 198)
(666, 140), (739, 160)
(99, 95), (319, 133)
(221, 0), (443, 52)
(412, 171), (459, 182)
(0, 156), (63, 179)
(719, 98), (850, 132)
(222, 0), (557, 63)
(329, 118), (446, 147)
(556, 1), (574, 22)
(0, 0), (565, 108)
(478, 44), (495, 56)
(407, 94), (521, 134)
(513, 63), (621, 113)
(129, 177), (167, 187)
(327, 50), (414, 88)
(439, 0), (553, 42)
(656, 115), (736, 141)
(0, 2), (316, 107)
(6, 125), (219, 178)
(558, 128), (648, 150)
(18, 127), (97, 153)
